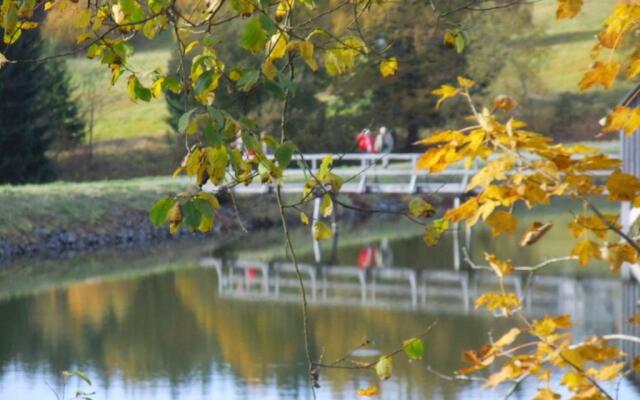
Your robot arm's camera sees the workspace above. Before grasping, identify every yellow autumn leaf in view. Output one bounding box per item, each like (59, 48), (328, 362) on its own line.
(484, 252), (513, 277)
(431, 84), (459, 110)
(607, 170), (640, 201)
(475, 291), (521, 314)
(604, 243), (638, 273)
(556, 0), (583, 19)
(579, 61), (620, 91)
(312, 220), (332, 240)
(571, 240), (602, 266)
(356, 385), (379, 397)
(588, 362), (625, 381)
(379, 57), (398, 77)
(457, 76), (475, 89)
(300, 212), (310, 225)
(267, 33), (288, 61)
(262, 60), (277, 80)
(603, 106), (640, 136)
(493, 328), (520, 349)
(519, 222), (553, 246)
(533, 388), (561, 400)
(531, 315), (573, 337)
(444, 198), (478, 224)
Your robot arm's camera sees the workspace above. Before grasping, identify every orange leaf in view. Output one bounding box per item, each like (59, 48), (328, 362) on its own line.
(579, 61), (620, 91)
(556, 0), (583, 19)
(357, 385), (379, 397)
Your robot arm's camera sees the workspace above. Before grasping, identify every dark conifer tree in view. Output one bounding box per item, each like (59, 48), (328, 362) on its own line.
(0, 21), (84, 184)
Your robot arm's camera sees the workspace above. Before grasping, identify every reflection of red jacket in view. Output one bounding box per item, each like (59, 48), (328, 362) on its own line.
(356, 133), (375, 153)
(358, 246), (378, 269)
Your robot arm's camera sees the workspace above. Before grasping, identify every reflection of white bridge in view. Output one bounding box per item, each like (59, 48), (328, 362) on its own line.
(200, 258), (622, 322)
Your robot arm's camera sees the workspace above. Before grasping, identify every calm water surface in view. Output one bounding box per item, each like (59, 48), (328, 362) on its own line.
(0, 201), (639, 399)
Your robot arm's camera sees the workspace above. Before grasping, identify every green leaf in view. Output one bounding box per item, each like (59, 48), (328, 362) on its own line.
(178, 109), (196, 133)
(320, 194), (333, 217)
(237, 69), (260, 92)
(62, 370), (92, 386)
(241, 18), (268, 53)
(182, 200), (202, 230)
(375, 356), (393, 380)
(194, 70), (216, 97)
(312, 220), (332, 240)
(192, 198), (214, 219)
(162, 76), (182, 93)
(455, 33), (465, 54)
(258, 14), (277, 35)
(127, 75), (151, 102)
(196, 192), (220, 209)
(275, 142), (295, 168)
(408, 198), (435, 218)
(402, 338), (425, 360)
(149, 197), (174, 227)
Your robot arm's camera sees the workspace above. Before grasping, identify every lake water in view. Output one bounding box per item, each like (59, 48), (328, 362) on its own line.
(1, 200), (639, 399)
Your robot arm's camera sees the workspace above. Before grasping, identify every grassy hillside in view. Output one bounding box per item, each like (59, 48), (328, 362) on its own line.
(67, 49), (172, 142)
(531, 0), (629, 94)
(61, 0), (624, 143)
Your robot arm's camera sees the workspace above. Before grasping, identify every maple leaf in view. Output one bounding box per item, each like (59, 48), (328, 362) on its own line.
(602, 106), (640, 136)
(379, 57), (398, 77)
(485, 211), (517, 237)
(431, 84), (459, 110)
(533, 388), (560, 400)
(556, 0), (583, 19)
(475, 291), (521, 314)
(607, 170), (640, 201)
(604, 243), (638, 273)
(571, 240), (602, 266)
(531, 315), (573, 338)
(485, 252), (513, 277)
(587, 362), (625, 381)
(444, 197), (478, 224)
(579, 61), (620, 91)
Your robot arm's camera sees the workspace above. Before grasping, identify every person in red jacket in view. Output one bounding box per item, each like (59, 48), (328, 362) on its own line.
(355, 129), (375, 153)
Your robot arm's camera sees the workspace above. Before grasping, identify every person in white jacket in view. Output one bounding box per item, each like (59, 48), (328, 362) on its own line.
(375, 126), (394, 167)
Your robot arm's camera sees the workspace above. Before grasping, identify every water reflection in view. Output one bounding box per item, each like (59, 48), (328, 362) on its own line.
(0, 215), (639, 399)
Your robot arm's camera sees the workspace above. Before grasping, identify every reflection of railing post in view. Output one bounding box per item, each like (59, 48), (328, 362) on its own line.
(460, 271), (470, 312)
(409, 271), (417, 307)
(453, 197), (461, 271)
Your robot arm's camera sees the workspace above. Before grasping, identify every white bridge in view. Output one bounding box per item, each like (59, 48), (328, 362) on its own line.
(204, 153), (612, 196)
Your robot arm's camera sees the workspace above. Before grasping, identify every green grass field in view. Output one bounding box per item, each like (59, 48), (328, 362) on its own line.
(67, 49), (172, 142)
(0, 177), (184, 239)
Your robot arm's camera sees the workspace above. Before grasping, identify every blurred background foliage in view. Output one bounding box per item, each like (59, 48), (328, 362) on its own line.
(1, 0), (628, 183)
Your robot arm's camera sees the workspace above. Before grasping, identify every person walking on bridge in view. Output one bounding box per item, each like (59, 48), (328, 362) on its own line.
(356, 129), (375, 154)
(375, 126), (394, 167)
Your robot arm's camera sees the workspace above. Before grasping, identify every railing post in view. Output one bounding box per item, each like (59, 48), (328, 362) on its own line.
(408, 155), (418, 193)
(453, 197), (461, 271)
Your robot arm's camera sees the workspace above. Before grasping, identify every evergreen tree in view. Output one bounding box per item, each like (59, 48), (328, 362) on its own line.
(0, 22), (84, 184)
